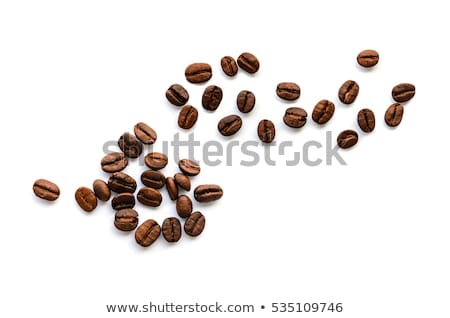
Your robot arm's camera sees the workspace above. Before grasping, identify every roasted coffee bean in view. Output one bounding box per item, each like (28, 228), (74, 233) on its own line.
(237, 52), (259, 74)
(236, 90), (255, 113)
(338, 80), (359, 104)
(162, 217), (182, 243)
(357, 49), (379, 67)
(312, 100), (335, 125)
(114, 209), (138, 231)
(385, 103), (404, 127)
(111, 193), (135, 210)
(257, 119), (275, 143)
(134, 122), (157, 144)
(220, 56), (238, 77)
(144, 152), (168, 170)
(33, 179), (60, 201)
(337, 130), (359, 149)
(108, 172), (137, 194)
(357, 108), (376, 133)
(93, 179), (111, 201)
(276, 82), (301, 101)
(218, 115), (243, 136)
(135, 219), (161, 247)
(118, 132), (143, 158)
(283, 107), (307, 128)
(75, 187), (97, 212)
(101, 152), (128, 173)
(137, 187), (162, 207)
(194, 184), (223, 202)
(202, 85), (223, 111)
(392, 83), (415, 102)
(166, 84), (189, 106)
(166, 177), (178, 201)
(184, 211), (205, 237)
(141, 170), (166, 189)
(178, 159), (201, 176)
(174, 173), (191, 191)
(176, 195), (193, 218)
(185, 63), (212, 83)
(178, 105), (198, 129)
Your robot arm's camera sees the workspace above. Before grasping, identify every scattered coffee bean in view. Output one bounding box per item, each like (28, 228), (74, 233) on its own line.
(357, 108), (376, 133)
(276, 82), (301, 101)
(141, 170), (166, 189)
(33, 179), (60, 201)
(236, 90), (256, 113)
(176, 194), (193, 218)
(220, 56), (238, 77)
(312, 100), (335, 125)
(385, 103), (404, 127)
(338, 80), (359, 104)
(202, 85), (223, 111)
(184, 211), (205, 237)
(135, 219), (161, 247)
(194, 184), (223, 202)
(337, 130), (359, 149)
(166, 84), (189, 106)
(178, 105), (198, 129)
(111, 193), (135, 210)
(166, 177), (179, 201)
(218, 114), (243, 136)
(144, 152), (168, 170)
(257, 119), (275, 143)
(174, 173), (191, 191)
(178, 159), (201, 176)
(75, 187), (97, 212)
(357, 49), (379, 67)
(114, 209), (138, 231)
(101, 152), (128, 173)
(137, 187), (162, 207)
(134, 122), (157, 144)
(118, 132), (143, 158)
(185, 63), (212, 83)
(93, 179), (111, 201)
(237, 52), (260, 74)
(108, 172), (137, 194)
(392, 83), (415, 102)
(162, 217), (182, 243)
(283, 107), (307, 128)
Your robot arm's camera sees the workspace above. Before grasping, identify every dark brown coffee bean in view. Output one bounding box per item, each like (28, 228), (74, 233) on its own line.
(176, 194), (193, 218)
(108, 172), (137, 194)
(135, 219), (161, 247)
(312, 100), (335, 125)
(162, 217), (182, 243)
(166, 177), (178, 201)
(111, 193), (135, 210)
(220, 56), (238, 77)
(237, 52), (259, 74)
(141, 170), (166, 189)
(33, 179), (60, 201)
(392, 83), (415, 102)
(101, 152), (128, 173)
(385, 103), (404, 127)
(178, 159), (200, 176)
(166, 84), (189, 106)
(283, 107), (307, 128)
(93, 179), (111, 201)
(118, 132), (143, 158)
(134, 122), (157, 144)
(338, 80), (359, 104)
(357, 108), (376, 133)
(75, 187), (97, 212)
(194, 184), (223, 202)
(201, 85), (223, 111)
(137, 187), (162, 207)
(218, 115), (243, 136)
(144, 152), (168, 170)
(236, 90), (255, 113)
(114, 209), (138, 231)
(337, 130), (359, 149)
(174, 173), (191, 191)
(257, 119), (275, 143)
(185, 63), (212, 83)
(184, 211), (205, 237)
(178, 105), (198, 129)
(276, 82), (301, 101)
(357, 49), (379, 67)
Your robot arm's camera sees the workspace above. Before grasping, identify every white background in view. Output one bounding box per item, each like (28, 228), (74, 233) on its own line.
(1, 0), (449, 317)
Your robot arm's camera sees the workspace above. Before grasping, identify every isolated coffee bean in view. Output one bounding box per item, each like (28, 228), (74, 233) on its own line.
(236, 90), (255, 113)
(174, 173), (191, 191)
(392, 83), (415, 102)
(93, 179), (111, 201)
(220, 56), (238, 77)
(337, 130), (359, 149)
(257, 119), (275, 143)
(135, 219), (161, 247)
(134, 122), (157, 144)
(118, 132), (143, 158)
(185, 63), (212, 83)
(111, 193), (135, 210)
(237, 52), (260, 74)
(108, 172), (137, 194)
(144, 152), (168, 170)
(357, 108), (376, 133)
(166, 177), (178, 201)
(162, 217), (182, 243)
(276, 82), (301, 101)
(178, 105), (198, 129)
(338, 80), (359, 104)
(184, 211), (205, 237)
(283, 107), (307, 128)
(312, 100), (335, 125)
(385, 103), (404, 127)
(202, 85), (223, 111)
(137, 187), (162, 207)
(141, 170), (166, 189)
(33, 179), (60, 201)
(178, 159), (200, 176)
(166, 84), (189, 106)
(75, 187), (97, 212)
(114, 209), (138, 231)
(176, 194), (193, 218)
(357, 49), (379, 67)
(194, 184), (223, 202)
(218, 114), (243, 136)
(101, 152), (128, 173)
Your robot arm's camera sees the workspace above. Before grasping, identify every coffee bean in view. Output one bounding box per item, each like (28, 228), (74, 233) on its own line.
(162, 217), (182, 243)
(357, 108), (376, 133)
(178, 159), (200, 176)
(141, 170), (166, 189)
(144, 152), (168, 170)
(101, 152), (128, 173)
(75, 187), (97, 212)
(118, 132), (143, 158)
(174, 173), (191, 191)
(218, 114), (243, 136)
(194, 184), (223, 202)
(137, 187), (162, 207)
(220, 56), (238, 77)
(185, 63), (212, 83)
(257, 119), (275, 143)
(385, 103), (404, 127)
(276, 82), (301, 101)
(312, 100), (335, 125)
(135, 219), (161, 247)
(111, 193), (135, 210)
(338, 80), (359, 104)
(237, 52), (259, 74)
(114, 209), (138, 231)
(357, 49), (379, 67)
(392, 83), (415, 102)
(176, 194), (193, 218)
(184, 211), (205, 237)
(283, 107), (307, 128)
(166, 177), (178, 201)
(202, 85), (223, 112)
(33, 179), (60, 201)
(236, 90), (255, 113)
(337, 130), (359, 149)
(93, 179), (111, 201)
(134, 122), (157, 144)
(178, 105), (198, 129)
(166, 84), (189, 106)
(108, 172), (137, 194)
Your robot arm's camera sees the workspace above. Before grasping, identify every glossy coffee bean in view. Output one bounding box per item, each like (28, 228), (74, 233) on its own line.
(166, 84), (189, 106)
(93, 179), (111, 201)
(101, 152), (128, 173)
(337, 130), (359, 149)
(114, 209), (138, 231)
(276, 82), (301, 101)
(134, 122), (157, 144)
(338, 80), (359, 104)
(174, 173), (191, 191)
(166, 177), (178, 201)
(135, 219), (161, 247)
(385, 103), (404, 127)
(178, 105), (198, 129)
(178, 159), (200, 176)
(218, 114), (243, 136)
(357, 108), (376, 133)
(137, 187), (162, 207)
(118, 132), (143, 158)
(237, 52), (259, 74)
(184, 211), (205, 237)
(202, 85), (223, 111)
(185, 63), (212, 83)
(144, 152), (168, 170)
(312, 100), (335, 125)
(257, 119), (275, 143)
(75, 187), (97, 212)
(236, 90), (255, 113)
(283, 107), (307, 128)
(220, 56), (238, 77)
(176, 195), (193, 218)
(141, 170), (166, 189)
(392, 83), (415, 102)
(357, 49), (379, 67)
(162, 217), (182, 243)
(108, 172), (137, 194)
(194, 184), (223, 202)
(33, 179), (60, 201)
(111, 193), (135, 210)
